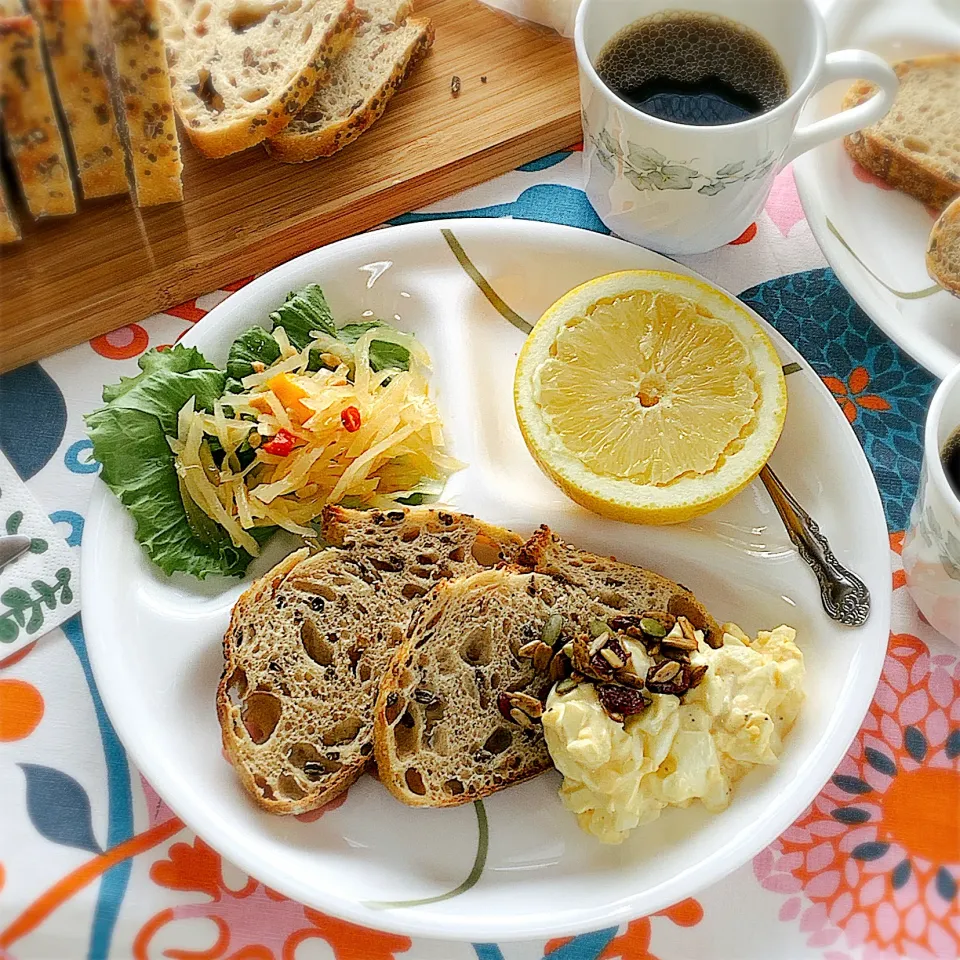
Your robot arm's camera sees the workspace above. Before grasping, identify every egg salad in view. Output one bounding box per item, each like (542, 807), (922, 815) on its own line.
(541, 623), (805, 843)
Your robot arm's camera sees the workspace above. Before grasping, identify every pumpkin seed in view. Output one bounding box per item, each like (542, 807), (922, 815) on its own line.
(541, 613), (565, 648)
(588, 619), (610, 638)
(640, 617), (667, 638)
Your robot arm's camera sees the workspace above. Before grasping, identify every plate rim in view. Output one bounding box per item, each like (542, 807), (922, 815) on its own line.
(793, 0), (956, 381)
(81, 217), (892, 941)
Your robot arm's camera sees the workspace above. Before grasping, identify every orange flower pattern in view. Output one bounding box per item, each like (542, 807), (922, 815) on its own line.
(823, 367), (891, 424)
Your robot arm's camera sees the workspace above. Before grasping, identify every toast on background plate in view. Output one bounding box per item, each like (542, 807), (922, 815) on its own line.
(217, 506), (522, 814)
(0, 11), (77, 217)
(265, 0), (433, 162)
(928, 195), (960, 296)
(163, 0), (357, 158)
(375, 569), (579, 807)
(842, 54), (960, 211)
(28, 0), (127, 199)
(518, 525), (722, 647)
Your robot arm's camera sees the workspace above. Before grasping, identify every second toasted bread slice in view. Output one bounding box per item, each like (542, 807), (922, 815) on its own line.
(518, 525), (721, 646)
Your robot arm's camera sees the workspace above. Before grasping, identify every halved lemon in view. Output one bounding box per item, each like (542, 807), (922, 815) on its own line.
(514, 271), (787, 524)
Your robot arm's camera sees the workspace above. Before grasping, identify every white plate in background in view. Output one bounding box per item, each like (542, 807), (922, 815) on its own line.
(795, 0), (960, 380)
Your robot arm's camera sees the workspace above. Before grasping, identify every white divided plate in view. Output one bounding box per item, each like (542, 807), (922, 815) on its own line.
(82, 219), (891, 942)
(795, 0), (960, 380)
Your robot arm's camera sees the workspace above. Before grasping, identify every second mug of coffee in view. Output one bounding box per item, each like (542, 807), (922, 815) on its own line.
(575, 0), (899, 254)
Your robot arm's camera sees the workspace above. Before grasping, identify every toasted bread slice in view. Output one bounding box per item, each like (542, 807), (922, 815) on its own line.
(928, 195), (960, 296)
(375, 568), (586, 807)
(265, 0), (433, 162)
(162, 0), (357, 158)
(843, 54), (960, 211)
(518, 525), (721, 646)
(218, 506), (523, 814)
(0, 165), (20, 242)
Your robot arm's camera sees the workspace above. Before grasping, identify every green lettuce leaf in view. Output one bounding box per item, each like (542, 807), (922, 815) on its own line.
(85, 345), (255, 579)
(337, 321), (411, 373)
(269, 284), (336, 350)
(226, 326), (281, 381)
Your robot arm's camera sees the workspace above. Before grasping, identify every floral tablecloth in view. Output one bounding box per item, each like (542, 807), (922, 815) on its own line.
(1, 149), (958, 960)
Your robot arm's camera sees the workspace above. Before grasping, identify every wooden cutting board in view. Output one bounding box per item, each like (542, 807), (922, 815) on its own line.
(0, 0), (580, 372)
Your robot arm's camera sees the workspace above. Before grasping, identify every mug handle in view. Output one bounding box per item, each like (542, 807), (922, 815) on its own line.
(778, 50), (899, 169)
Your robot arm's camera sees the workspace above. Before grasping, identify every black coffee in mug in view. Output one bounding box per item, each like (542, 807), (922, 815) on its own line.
(595, 11), (790, 126)
(942, 426), (960, 501)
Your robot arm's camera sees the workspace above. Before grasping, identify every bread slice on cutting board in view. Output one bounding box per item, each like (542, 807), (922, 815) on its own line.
(0, 11), (77, 217)
(265, 0), (432, 162)
(163, 0), (358, 158)
(27, 0), (127, 199)
(98, 0), (183, 206)
(0, 165), (21, 241)
(517, 525), (722, 647)
(843, 54), (960, 211)
(217, 506), (523, 814)
(928, 195), (960, 296)
(374, 568), (586, 808)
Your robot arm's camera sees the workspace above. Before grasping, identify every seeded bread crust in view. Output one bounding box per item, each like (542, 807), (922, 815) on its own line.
(100, 0), (182, 205)
(29, 0), (127, 198)
(218, 506), (523, 814)
(0, 13), (77, 217)
(517, 525), (722, 647)
(265, 4), (433, 163)
(163, 0), (357, 158)
(928, 195), (960, 296)
(0, 166), (20, 242)
(374, 568), (598, 808)
(843, 54), (960, 211)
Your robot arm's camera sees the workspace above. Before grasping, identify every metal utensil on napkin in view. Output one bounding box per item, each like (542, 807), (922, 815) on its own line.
(0, 535), (31, 572)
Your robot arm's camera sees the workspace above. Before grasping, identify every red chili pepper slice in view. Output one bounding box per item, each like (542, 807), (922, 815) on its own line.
(341, 406), (361, 433)
(262, 427), (296, 456)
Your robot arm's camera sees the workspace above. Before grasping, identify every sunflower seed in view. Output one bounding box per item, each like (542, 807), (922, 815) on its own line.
(650, 660), (681, 683)
(600, 647), (625, 669)
(662, 632), (697, 652)
(589, 633), (609, 655)
(688, 663), (709, 687)
(678, 616), (698, 643)
(510, 707), (535, 728)
(549, 652), (570, 682)
(541, 613), (564, 647)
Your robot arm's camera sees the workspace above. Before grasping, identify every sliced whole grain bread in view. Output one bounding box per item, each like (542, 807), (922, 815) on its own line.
(0, 164), (20, 242)
(843, 54), (960, 211)
(28, 0), (127, 198)
(0, 12), (77, 217)
(99, 0), (183, 206)
(374, 568), (599, 808)
(517, 525), (722, 647)
(265, 0), (432, 162)
(162, 0), (357, 158)
(218, 506), (523, 814)
(928, 195), (960, 296)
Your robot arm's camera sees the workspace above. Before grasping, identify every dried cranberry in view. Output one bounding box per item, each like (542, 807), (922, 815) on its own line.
(597, 684), (648, 717)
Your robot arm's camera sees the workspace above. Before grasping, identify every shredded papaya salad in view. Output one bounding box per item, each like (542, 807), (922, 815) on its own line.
(86, 284), (463, 579)
(170, 324), (461, 555)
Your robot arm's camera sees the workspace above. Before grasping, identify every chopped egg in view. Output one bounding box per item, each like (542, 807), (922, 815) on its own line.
(541, 624), (805, 843)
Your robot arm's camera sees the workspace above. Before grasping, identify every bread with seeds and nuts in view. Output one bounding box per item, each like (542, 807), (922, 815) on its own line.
(0, 12), (76, 217)
(27, 0), (127, 198)
(162, 0), (357, 158)
(517, 525), (722, 647)
(0, 166), (20, 242)
(98, 0), (183, 205)
(842, 54), (960, 211)
(927, 195), (960, 296)
(217, 505), (523, 814)
(374, 568), (599, 807)
(265, 0), (433, 162)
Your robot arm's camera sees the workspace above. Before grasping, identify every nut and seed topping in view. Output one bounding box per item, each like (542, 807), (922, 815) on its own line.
(588, 633), (609, 656)
(499, 690), (543, 725)
(555, 676), (579, 695)
(510, 708), (535, 728)
(640, 616), (667, 638)
(597, 683), (649, 722)
(549, 651), (571, 682)
(588, 619), (610, 638)
(533, 643), (554, 674)
(661, 631), (698, 652)
(679, 616), (699, 643)
(649, 660), (681, 684)
(518, 639), (541, 659)
(413, 688), (438, 704)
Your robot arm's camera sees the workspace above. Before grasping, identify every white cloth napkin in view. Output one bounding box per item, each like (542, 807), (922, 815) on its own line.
(0, 451), (80, 654)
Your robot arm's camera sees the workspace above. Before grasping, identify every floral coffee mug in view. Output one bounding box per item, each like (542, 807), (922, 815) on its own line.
(904, 365), (960, 643)
(574, 0), (899, 254)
